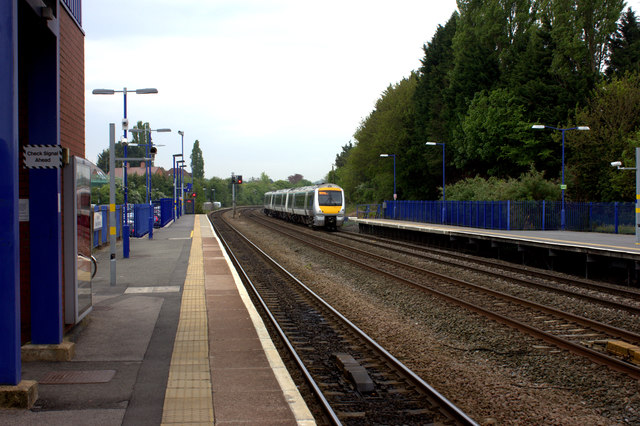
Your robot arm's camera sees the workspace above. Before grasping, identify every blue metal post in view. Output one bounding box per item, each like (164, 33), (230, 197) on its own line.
(0, 0), (20, 385)
(441, 144), (446, 224)
(122, 88), (130, 258)
(561, 129), (566, 230)
(29, 18), (62, 345)
(147, 129), (153, 239)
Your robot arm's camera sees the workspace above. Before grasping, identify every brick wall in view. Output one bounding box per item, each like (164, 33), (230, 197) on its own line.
(59, 4), (84, 158)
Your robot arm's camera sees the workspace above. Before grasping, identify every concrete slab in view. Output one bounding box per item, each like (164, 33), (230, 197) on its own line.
(73, 296), (163, 362)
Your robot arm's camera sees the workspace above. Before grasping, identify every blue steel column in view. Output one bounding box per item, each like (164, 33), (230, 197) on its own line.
(122, 89), (130, 257)
(0, 0), (21, 385)
(561, 129), (566, 230)
(29, 14), (62, 344)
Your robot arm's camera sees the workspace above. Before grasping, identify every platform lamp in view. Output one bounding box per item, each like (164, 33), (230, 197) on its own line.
(128, 127), (171, 239)
(611, 148), (640, 245)
(178, 131), (185, 215)
(379, 154), (397, 219)
(531, 124), (590, 230)
(92, 87), (158, 258)
(426, 142), (446, 224)
(172, 153), (182, 220)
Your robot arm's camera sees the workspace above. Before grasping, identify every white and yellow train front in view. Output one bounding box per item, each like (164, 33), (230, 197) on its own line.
(264, 183), (345, 230)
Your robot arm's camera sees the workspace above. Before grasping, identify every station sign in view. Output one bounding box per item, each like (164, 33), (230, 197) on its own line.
(23, 144), (62, 169)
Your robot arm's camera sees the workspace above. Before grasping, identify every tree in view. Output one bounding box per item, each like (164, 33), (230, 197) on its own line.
(455, 88), (538, 177)
(335, 141), (353, 168)
(606, 8), (640, 77)
(414, 12), (458, 145)
(95, 121), (149, 173)
(569, 74), (640, 201)
(190, 140), (204, 180)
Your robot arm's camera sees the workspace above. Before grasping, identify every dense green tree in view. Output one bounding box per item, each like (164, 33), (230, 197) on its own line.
(95, 121), (150, 173)
(568, 74), (640, 201)
(190, 139), (204, 180)
(455, 88), (538, 176)
(414, 12), (458, 145)
(606, 8), (640, 77)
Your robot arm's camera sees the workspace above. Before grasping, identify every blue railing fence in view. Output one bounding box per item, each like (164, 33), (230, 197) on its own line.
(356, 200), (635, 234)
(92, 198), (176, 248)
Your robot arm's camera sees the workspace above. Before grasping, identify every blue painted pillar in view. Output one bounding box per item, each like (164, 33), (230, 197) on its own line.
(28, 16), (62, 344)
(0, 0), (21, 385)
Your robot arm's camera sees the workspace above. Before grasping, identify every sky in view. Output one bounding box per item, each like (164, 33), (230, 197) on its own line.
(83, 1), (460, 182)
(84, 1), (640, 183)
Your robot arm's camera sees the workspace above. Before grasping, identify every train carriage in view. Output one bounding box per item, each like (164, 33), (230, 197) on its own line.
(264, 184), (345, 230)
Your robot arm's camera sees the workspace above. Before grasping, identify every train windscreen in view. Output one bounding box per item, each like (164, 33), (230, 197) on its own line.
(318, 190), (342, 206)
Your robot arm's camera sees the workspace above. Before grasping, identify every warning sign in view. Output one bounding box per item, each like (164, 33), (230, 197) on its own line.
(23, 145), (62, 169)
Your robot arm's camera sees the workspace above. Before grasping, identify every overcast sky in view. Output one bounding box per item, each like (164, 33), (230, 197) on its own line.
(83, 1), (640, 183)
(84, 1), (460, 182)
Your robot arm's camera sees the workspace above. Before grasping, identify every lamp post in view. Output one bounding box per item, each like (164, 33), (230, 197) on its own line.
(610, 149), (640, 245)
(129, 127), (171, 239)
(178, 131), (185, 216)
(177, 160), (185, 215)
(379, 154), (396, 199)
(426, 142), (446, 224)
(379, 154), (397, 219)
(531, 124), (590, 230)
(172, 154), (182, 220)
(93, 87), (158, 258)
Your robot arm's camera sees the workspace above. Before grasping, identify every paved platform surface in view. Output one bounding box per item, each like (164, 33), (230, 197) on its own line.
(350, 217), (640, 258)
(0, 214), (313, 425)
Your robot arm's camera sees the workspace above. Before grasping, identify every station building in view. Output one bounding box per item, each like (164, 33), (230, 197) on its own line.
(1, 0), (85, 396)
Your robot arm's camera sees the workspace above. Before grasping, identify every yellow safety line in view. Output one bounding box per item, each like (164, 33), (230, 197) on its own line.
(161, 215), (214, 425)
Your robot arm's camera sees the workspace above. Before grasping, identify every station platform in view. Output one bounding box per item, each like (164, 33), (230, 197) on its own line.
(0, 214), (314, 425)
(349, 217), (640, 286)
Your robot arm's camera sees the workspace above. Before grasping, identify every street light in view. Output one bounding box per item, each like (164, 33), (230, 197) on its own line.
(379, 154), (397, 200)
(380, 154), (397, 219)
(128, 127), (171, 239)
(426, 142), (446, 224)
(178, 131), (185, 216)
(177, 160), (185, 215)
(172, 154), (183, 220)
(93, 87), (158, 258)
(531, 124), (590, 230)
(610, 150), (640, 245)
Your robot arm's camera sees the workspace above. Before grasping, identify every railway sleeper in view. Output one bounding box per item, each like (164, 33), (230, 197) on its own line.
(333, 352), (375, 394)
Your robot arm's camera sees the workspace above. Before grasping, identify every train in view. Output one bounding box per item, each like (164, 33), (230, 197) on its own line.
(263, 183), (345, 230)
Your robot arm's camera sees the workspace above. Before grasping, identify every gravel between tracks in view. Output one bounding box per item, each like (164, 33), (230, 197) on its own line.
(226, 211), (640, 425)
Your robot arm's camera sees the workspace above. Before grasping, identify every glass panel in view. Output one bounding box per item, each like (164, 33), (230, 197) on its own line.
(318, 190), (342, 206)
(76, 160), (92, 319)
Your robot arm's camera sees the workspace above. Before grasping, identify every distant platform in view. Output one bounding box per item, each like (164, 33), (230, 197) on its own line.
(348, 217), (640, 286)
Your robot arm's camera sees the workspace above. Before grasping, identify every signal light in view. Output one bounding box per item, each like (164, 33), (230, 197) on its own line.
(237, 175), (243, 184)
(191, 192), (196, 198)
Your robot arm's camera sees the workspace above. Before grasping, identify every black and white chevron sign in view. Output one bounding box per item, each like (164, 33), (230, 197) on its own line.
(23, 144), (62, 169)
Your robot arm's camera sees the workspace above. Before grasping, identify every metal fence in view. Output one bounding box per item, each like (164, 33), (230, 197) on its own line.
(93, 198), (176, 247)
(356, 200), (636, 234)
(92, 205), (122, 248)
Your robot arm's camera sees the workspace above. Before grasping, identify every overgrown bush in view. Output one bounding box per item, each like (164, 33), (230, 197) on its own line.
(446, 166), (560, 201)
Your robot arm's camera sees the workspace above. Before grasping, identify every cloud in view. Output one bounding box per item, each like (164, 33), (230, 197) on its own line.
(85, 1), (459, 181)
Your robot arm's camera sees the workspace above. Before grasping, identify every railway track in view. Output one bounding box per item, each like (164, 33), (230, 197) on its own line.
(245, 209), (640, 380)
(337, 229), (640, 309)
(208, 211), (477, 425)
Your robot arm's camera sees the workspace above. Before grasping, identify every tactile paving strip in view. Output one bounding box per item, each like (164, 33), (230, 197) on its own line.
(161, 216), (215, 425)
